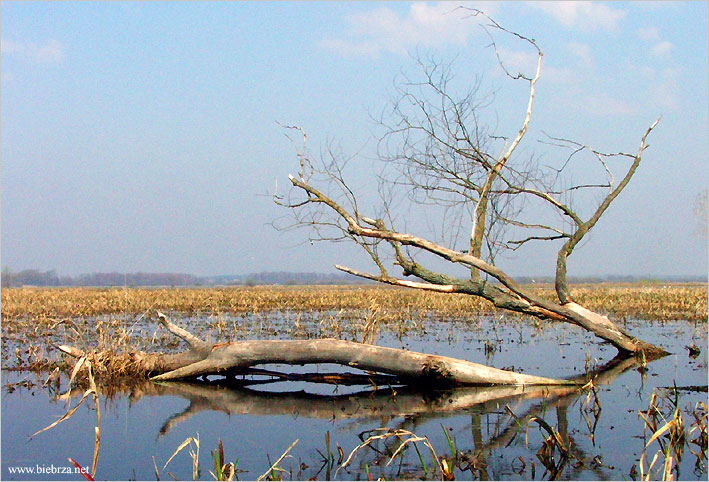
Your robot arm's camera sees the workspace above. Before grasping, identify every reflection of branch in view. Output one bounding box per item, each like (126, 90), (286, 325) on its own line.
(461, 353), (646, 477)
(159, 401), (196, 438)
(151, 382), (578, 438)
(57, 353), (649, 448)
(226, 367), (403, 387)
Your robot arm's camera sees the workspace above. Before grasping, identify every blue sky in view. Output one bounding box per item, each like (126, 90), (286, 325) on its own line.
(2, 1), (707, 278)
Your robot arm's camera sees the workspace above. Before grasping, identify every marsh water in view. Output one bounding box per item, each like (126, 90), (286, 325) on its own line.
(2, 314), (707, 481)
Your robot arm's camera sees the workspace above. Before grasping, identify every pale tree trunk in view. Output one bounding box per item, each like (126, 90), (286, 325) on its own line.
(149, 338), (571, 385)
(57, 312), (575, 386)
(58, 348), (644, 442)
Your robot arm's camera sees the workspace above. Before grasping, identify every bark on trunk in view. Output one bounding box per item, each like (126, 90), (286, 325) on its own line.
(149, 338), (572, 385)
(58, 351), (644, 440)
(56, 312), (575, 387)
(58, 312), (666, 387)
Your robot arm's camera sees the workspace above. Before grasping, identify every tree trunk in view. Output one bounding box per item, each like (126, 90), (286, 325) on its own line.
(58, 350), (644, 441)
(149, 338), (572, 385)
(57, 312), (575, 387)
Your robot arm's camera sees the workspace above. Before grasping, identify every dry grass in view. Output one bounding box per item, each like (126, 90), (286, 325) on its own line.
(2, 283), (705, 377)
(634, 388), (709, 481)
(2, 283), (706, 322)
(567, 283), (708, 322)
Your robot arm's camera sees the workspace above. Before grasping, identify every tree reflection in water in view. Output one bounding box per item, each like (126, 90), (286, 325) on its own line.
(62, 353), (647, 480)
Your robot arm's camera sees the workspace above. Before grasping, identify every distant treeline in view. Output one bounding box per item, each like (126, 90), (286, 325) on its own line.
(2, 268), (705, 288)
(514, 275), (708, 284)
(1, 269), (202, 287)
(0, 269), (367, 287)
(217, 271), (368, 286)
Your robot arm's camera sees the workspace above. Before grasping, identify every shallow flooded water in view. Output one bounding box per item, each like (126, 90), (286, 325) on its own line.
(2, 315), (707, 481)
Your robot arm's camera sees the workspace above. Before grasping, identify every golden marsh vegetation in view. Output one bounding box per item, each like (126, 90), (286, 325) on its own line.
(2, 283), (706, 322)
(2, 283), (706, 373)
(1, 284), (706, 481)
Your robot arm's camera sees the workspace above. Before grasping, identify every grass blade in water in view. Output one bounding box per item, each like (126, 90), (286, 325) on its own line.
(31, 389), (94, 437)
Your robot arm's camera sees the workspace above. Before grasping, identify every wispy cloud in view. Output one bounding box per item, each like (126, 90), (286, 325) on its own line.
(567, 42), (593, 68)
(494, 45), (587, 85)
(581, 92), (634, 116)
(636, 26), (673, 60)
(528, 1), (627, 31)
(495, 46), (538, 78)
(647, 67), (679, 111)
(321, 2), (497, 57)
(637, 26), (660, 42)
(541, 42), (594, 86)
(1, 38), (65, 64)
(650, 40), (673, 59)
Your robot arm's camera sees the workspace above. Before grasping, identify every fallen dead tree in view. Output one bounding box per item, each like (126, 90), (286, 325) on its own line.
(55, 348), (643, 440)
(54, 12), (671, 392)
(57, 312), (575, 387)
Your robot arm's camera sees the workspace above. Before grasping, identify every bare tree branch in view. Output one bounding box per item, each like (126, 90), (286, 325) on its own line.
(554, 117), (661, 303)
(276, 12), (666, 359)
(335, 265), (456, 293)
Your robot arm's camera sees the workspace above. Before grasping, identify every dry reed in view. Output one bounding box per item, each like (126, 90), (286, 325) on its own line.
(3, 283), (706, 322)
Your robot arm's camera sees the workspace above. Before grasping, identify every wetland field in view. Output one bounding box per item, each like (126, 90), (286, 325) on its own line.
(1, 284), (707, 481)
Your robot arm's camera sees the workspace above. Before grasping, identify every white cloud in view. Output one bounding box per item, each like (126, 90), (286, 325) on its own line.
(1, 39), (21, 55)
(528, 1), (627, 31)
(637, 26), (660, 42)
(321, 2), (498, 57)
(636, 27), (673, 59)
(517, 42), (592, 86)
(493, 46), (584, 85)
(567, 42), (593, 68)
(581, 92), (634, 116)
(1, 38), (65, 64)
(543, 65), (580, 84)
(495, 47), (538, 78)
(650, 40), (673, 59)
(648, 67), (679, 110)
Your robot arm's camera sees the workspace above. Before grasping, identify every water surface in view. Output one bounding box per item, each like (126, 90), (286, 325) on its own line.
(2, 315), (707, 480)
